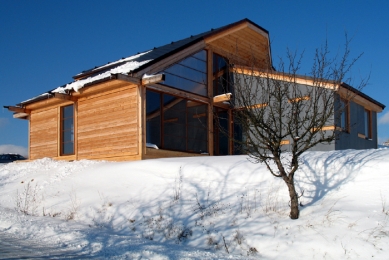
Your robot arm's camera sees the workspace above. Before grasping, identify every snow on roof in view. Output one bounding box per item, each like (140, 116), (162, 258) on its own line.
(19, 53), (152, 105)
(73, 50), (152, 78)
(52, 59), (151, 94)
(18, 92), (52, 105)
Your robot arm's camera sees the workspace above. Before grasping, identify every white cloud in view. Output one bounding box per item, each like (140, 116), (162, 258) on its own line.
(378, 111), (389, 125)
(0, 118), (8, 128)
(0, 144), (28, 157)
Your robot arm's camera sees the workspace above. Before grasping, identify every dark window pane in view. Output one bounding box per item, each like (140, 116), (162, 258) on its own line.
(214, 110), (229, 155)
(61, 105), (74, 155)
(192, 50), (206, 61)
(63, 105), (74, 118)
(63, 130), (74, 143)
(180, 57), (206, 73)
(165, 65), (206, 84)
(146, 118), (161, 147)
(63, 142), (74, 155)
(163, 74), (207, 96)
(145, 88), (208, 153)
(146, 90), (161, 147)
(160, 50), (208, 96)
(163, 95), (186, 151)
(213, 54), (227, 73)
(146, 91), (161, 114)
(187, 139), (207, 153)
(63, 118), (73, 131)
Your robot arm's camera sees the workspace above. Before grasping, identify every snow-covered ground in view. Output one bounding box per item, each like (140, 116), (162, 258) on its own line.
(1, 148), (389, 259)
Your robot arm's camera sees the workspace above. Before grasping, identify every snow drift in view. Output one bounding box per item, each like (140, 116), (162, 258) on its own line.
(1, 148), (389, 259)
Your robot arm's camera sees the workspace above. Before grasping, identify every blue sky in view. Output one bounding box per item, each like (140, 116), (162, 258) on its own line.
(1, 0), (388, 155)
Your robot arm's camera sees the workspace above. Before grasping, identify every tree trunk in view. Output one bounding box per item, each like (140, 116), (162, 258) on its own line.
(285, 177), (299, 219)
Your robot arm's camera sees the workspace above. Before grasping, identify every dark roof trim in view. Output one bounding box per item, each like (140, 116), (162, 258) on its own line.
(17, 93), (52, 107)
(341, 82), (385, 109)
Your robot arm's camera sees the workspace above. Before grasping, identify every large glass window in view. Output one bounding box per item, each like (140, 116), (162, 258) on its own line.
(146, 91), (161, 148)
(146, 89), (208, 153)
(339, 99), (349, 132)
(160, 50), (207, 96)
(61, 105), (74, 155)
(213, 53), (231, 96)
(213, 108), (229, 155)
(364, 109), (371, 139)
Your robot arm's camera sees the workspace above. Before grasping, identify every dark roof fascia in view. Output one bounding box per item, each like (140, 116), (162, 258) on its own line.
(340, 82), (385, 109)
(16, 92), (53, 107)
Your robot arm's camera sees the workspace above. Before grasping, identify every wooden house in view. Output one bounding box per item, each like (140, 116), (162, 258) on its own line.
(5, 19), (385, 161)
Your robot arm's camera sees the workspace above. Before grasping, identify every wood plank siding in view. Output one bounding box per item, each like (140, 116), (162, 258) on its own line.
(29, 107), (58, 159)
(206, 26), (271, 69)
(77, 84), (140, 161)
(25, 80), (142, 161)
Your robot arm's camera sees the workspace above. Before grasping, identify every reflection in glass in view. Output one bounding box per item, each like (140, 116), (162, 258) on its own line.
(146, 90), (208, 153)
(160, 50), (207, 96)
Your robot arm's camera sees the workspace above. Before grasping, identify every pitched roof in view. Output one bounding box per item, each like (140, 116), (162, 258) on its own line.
(73, 18), (269, 80)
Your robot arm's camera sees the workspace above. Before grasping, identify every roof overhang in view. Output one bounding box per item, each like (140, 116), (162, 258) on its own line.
(11, 73), (165, 110)
(233, 66), (385, 113)
(205, 19), (272, 70)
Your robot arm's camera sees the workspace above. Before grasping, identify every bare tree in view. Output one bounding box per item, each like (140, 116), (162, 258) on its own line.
(224, 38), (367, 219)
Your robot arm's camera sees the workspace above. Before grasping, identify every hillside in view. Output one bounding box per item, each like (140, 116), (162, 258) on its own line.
(1, 148), (389, 259)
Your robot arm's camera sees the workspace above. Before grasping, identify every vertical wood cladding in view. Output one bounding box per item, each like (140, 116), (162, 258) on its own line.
(77, 85), (139, 159)
(30, 108), (58, 159)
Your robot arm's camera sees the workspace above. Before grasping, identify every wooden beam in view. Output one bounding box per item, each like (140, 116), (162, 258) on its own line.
(213, 93), (232, 103)
(146, 98), (183, 120)
(4, 106), (31, 114)
(13, 113), (29, 119)
(280, 140), (290, 145)
(235, 103), (268, 110)
(146, 84), (209, 104)
(186, 100), (204, 107)
(206, 48), (214, 156)
(112, 73), (140, 84)
(310, 125), (342, 132)
(53, 93), (77, 102)
(288, 96), (310, 103)
(164, 118), (178, 123)
(193, 113), (206, 119)
(213, 102), (230, 110)
(141, 74), (165, 85)
(338, 87), (383, 113)
(232, 66), (339, 90)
